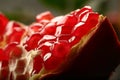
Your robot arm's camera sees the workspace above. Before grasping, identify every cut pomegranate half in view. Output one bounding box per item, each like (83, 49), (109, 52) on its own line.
(0, 6), (120, 80)
(29, 6), (120, 80)
(41, 17), (120, 80)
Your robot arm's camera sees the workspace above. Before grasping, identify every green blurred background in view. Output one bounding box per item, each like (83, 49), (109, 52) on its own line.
(0, 0), (120, 80)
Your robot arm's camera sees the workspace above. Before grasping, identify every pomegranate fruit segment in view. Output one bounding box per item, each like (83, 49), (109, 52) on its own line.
(39, 18), (120, 80)
(26, 6), (99, 72)
(0, 6), (120, 80)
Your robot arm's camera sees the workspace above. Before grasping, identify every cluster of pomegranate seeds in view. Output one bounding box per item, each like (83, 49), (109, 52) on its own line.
(24, 6), (99, 72)
(0, 6), (100, 80)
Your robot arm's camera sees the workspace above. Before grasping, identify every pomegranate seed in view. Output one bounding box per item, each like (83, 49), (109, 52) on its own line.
(51, 16), (63, 23)
(43, 41), (70, 71)
(38, 35), (56, 45)
(57, 15), (78, 27)
(43, 52), (61, 71)
(24, 33), (43, 51)
(72, 6), (92, 17)
(52, 41), (70, 58)
(5, 21), (26, 44)
(29, 22), (43, 32)
(36, 11), (54, 22)
(4, 42), (18, 56)
(40, 22), (57, 35)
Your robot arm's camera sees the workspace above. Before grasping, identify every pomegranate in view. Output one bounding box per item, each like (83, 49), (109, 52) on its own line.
(0, 6), (120, 80)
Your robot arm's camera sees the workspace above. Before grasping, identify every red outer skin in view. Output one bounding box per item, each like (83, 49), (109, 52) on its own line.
(39, 18), (120, 80)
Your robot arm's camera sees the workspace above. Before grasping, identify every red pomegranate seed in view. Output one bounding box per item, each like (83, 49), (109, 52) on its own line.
(52, 41), (70, 58)
(72, 6), (92, 17)
(43, 41), (70, 71)
(40, 22), (57, 35)
(57, 15), (78, 27)
(5, 21), (26, 44)
(24, 33), (43, 51)
(51, 16), (63, 23)
(36, 11), (54, 22)
(38, 41), (53, 51)
(70, 13), (99, 46)
(4, 42), (18, 56)
(43, 52), (61, 71)
(29, 22), (43, 33)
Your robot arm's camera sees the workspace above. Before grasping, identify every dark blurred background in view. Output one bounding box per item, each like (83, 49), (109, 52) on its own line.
(0, 0), (120, 80)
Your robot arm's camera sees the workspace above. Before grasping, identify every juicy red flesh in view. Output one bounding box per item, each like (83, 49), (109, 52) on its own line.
(29, 23), (43, 33)
(4, 42), (18, 55)
(24, 6), (99, 72)
(36, 11), (54, 23)
(0, 6), (100, 79)
(25, 33), (43, 51)
(5, 21), (26, 44)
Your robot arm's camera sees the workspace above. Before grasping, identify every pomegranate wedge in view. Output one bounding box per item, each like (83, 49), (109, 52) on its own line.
(30, 7), (120, 80)
(0, 6), (120, 80)
(38, 17), (120, 80)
